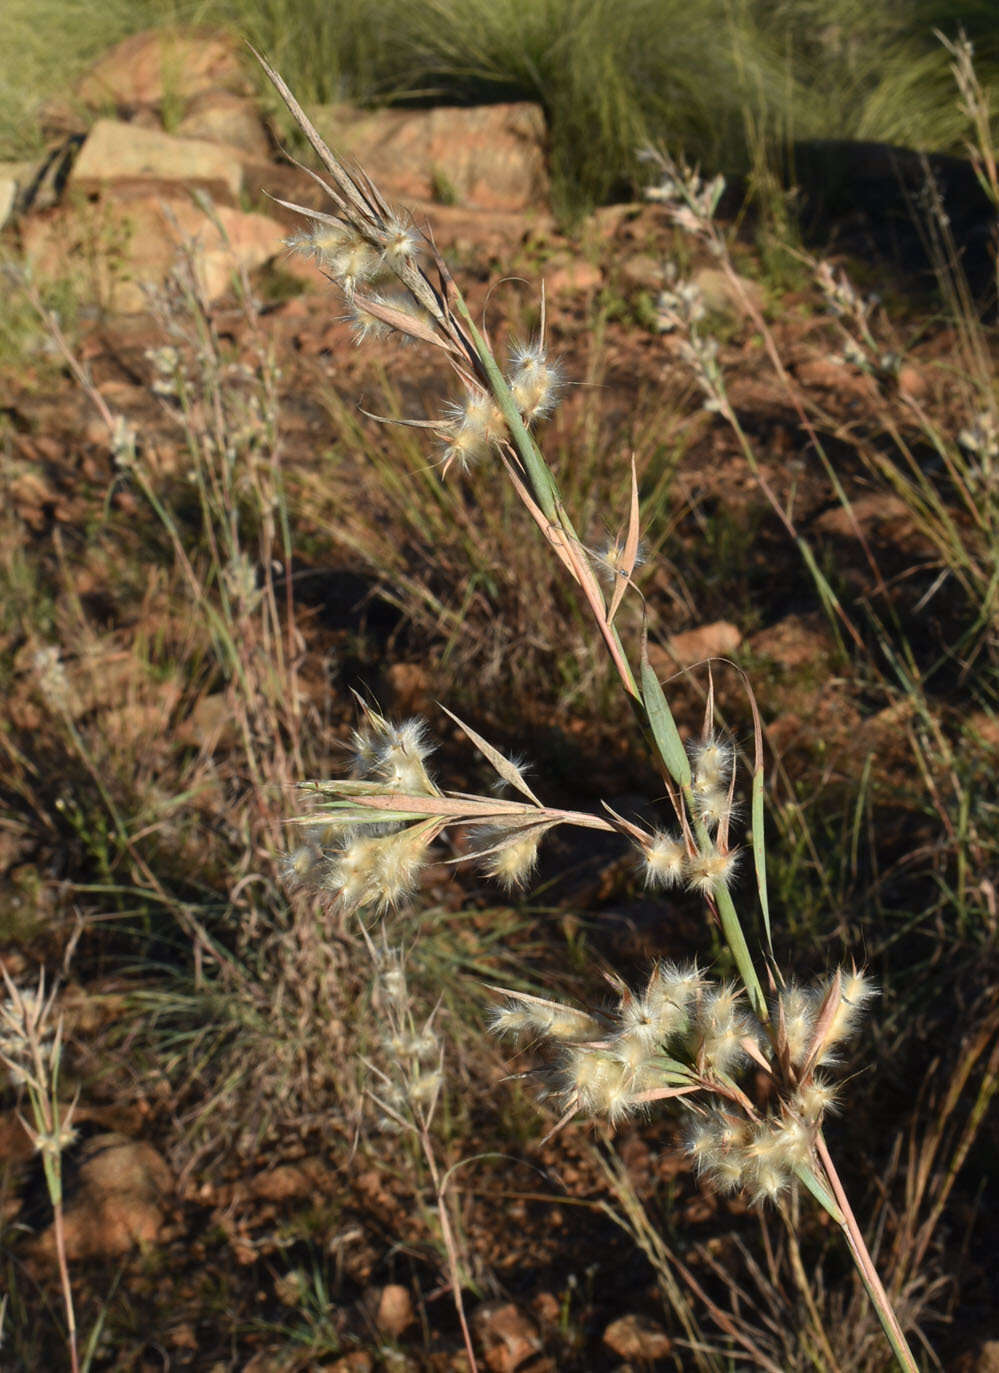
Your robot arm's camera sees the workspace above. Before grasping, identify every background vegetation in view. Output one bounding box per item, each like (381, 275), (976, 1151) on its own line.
(3, 0), (999, 210)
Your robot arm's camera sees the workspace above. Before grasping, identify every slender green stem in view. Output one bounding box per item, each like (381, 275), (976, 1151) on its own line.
(815, 1133), (920, 1373)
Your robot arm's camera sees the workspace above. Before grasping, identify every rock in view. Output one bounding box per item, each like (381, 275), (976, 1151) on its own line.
(619, 253), (663, 290)
(691, 265), (764, 323)
(811, 492), (911, 541)
(36, 1134), (172, 1261)
(175, 91), (272, 159)
(308, 102), (548, 212)
(655, 620), (742, 668)
(544, 257), (602, 295)
(375, 1283), (415, 1338)
(602, 1313), (672, 1361)
(21, 194), (283, 312)
(77, 28), (249, 111)
(896, 362), (929, 400)
(69, 119), (243, 201)
(980, 1341), (999, 1372)
(0, 160), (44, 225)
(0, 178), (16, 230)
(472, 1300), (542, 1372)
(249, 1161), (327, 1202)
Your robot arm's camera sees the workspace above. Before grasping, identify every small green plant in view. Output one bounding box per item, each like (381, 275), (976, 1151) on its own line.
(262, 52), (925, 1371)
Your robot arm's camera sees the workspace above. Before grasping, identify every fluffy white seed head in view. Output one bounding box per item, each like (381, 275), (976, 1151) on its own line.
(347, 296), (394, 345)
(609, 1027), (654, 1072)
(590, 533), (647, 587)
(380, 214), (422, 266)
(347, 714), (435, 792)
(329, 825), (430, 910)
(281, 842), (325, 889)
(622, 963), (701, 1045)
(371, 718), (436, 794)
(443, 392), (507, 471)
(777, 984), (819, 1068)
(508, 340), (564, 424)
(564, 1048), (634, 1122)
(794, 1076), (839, 1123)
(692, 787), (735, 831)
(481, 824), (549, 891)
(817, 969), (878, 1062)
(695, 984), (751, 1075)
(685, 849), (739, 896)
(686, 1108), (752, 1194)
(691, 734), (734, 792)
(489, 994), (601, 1042)
(371, 825), (432, 908)
(641, 832), (687, 889)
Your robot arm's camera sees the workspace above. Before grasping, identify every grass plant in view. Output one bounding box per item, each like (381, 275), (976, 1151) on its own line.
(3, 15), (998, 1367)
(257, 51), (948, 1369)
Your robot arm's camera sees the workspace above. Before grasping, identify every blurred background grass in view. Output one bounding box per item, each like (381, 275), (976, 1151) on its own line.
(3, 0), (999, 212)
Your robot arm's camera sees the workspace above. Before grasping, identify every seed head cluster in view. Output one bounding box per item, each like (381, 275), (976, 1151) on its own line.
(492, 963), (876, 1207)
(274, 83), (564, 484)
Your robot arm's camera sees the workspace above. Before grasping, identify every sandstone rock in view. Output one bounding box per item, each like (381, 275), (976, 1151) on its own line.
(77, 29), (248, 111)
(619, 252), (663, 290)
(22, 194), (283, 312)
(308, 102), (548, 211)
(657, 620), (742, 667)
(602, 1312), (672, 1361)
(691, 265), (764, 323)
(544, 257), (602, 295)
(375, 1283), (415, 1338)
(36, 1134), (172, 1261)
(0, 160), (44, 225)
(0, 178), (16, 230)
(175, 91), (272, 159)
(812, 492), (911, 541)
(472, 1300), (542, 1371)
(69, 119), (242, 201)
(974, 1340), (999, 1373)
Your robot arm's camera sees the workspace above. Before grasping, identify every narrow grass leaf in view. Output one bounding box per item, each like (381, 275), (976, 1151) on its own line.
(639, 642), (691, 787)
(437, 703), (543, 805)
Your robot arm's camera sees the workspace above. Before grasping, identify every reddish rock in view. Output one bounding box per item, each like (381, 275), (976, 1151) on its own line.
(35, 1134), (172, 1261)
(811, 492), (911, 540)
(602, 1312), (672, 1360)
(653, 619), (742, 668)
(544, 257), (602, 295)
(308, 102), (548, 212)
(22, 194), (283, 312)
(691, 264), (765, 322)
(175, 91), (272, 159)
(473, 1300), (542, 1371)
(69, 119), (243, 201)
(385, 662), (432, 716)
(375, 1282), (415, 1338)
(77, 29), (249, 110)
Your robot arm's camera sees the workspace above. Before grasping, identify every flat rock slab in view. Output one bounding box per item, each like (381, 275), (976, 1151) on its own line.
(308, 102), (548, 212)
(69, 118), (243, 201)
